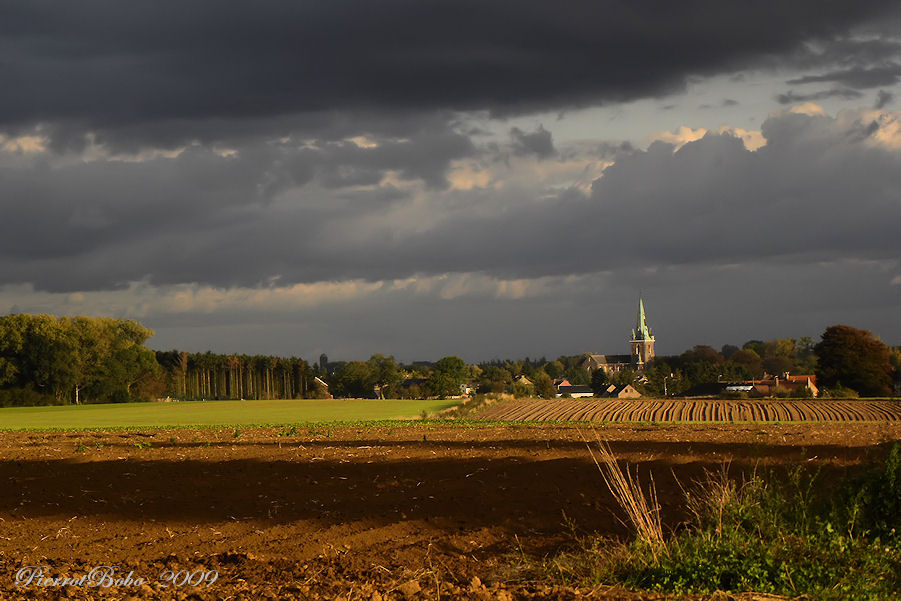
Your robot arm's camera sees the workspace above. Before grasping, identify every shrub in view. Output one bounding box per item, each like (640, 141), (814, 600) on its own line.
(568, 443), (901, 600)
(820, 384), (860, 399)
(0, 386), (57, 407)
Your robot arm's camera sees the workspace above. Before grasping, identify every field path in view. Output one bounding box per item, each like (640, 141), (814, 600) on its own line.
(475, 398), (901, 422)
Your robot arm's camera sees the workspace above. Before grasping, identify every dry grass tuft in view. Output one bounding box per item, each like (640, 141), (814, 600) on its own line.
(579, 429), (665, 559)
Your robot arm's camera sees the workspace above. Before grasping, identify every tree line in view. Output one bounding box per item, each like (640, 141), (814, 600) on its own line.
(0, 314), (158, 406)
(1, 314), (897, 406)
(327, 354), (472, 399)
(155, 351), (313, 401)
(638, 326), (899, 398)
(0, 314), (319, 406)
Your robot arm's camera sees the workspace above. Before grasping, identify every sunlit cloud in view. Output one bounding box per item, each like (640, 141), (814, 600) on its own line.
(647, 125), (766, 151)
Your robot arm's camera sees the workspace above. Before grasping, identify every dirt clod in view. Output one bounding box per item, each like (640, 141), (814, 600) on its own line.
(398, 579), (422, 598)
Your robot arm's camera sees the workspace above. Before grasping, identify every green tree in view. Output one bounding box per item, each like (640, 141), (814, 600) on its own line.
(590, 369), (609, 395)
(742, 340), (766, 358)
(368, 354), (401, 399)
(428, 356), (468, 398)
(331, 361), (376, 398)
(533, 371), (556, 399)
(563, 366), (590, 386)
(720, 344), (740, 359)
(511, 378), (534, 398)
(727, 349), (763, 379)
(543, 360), (565, 379)
(428, 372), (459, 398)
(477, 365), (511, 394)
(794, 336), (818, 373)
(610, 368), (636, 387)
(815, 325), (893, 397)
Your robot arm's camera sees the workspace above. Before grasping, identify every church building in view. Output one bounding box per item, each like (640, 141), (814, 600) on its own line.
(582, 298), (656, 375)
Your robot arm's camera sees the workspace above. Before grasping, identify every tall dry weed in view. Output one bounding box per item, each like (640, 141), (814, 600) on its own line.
(579, 429), (665, 560)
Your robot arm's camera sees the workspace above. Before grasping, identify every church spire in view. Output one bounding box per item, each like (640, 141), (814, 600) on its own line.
(630, 296), (656, 368)
(632, 297), (653, 341)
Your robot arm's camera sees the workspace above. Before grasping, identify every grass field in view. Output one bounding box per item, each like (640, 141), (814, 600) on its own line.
(0, 398), (460, 430)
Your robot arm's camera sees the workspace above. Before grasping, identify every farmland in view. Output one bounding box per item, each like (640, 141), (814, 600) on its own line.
(0, 398), (458, 430)
(1, 416), (900, 599)
(475, 397), (901, 422)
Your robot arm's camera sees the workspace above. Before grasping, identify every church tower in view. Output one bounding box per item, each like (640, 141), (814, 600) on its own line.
(630, 297), (655, 369)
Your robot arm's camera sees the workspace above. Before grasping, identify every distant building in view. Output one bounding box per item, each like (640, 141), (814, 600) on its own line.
(582, 298), (656, 375)
(319, 353), (329, 371)
(603, 384), (642, 399)
(514, 375), (533, 387)
(630, 298), (656, 368)
(748, 374), (819, 397)
(556, 384), (594, 398)
(710, 374), (819, 398)
(312, 376), (332, 398)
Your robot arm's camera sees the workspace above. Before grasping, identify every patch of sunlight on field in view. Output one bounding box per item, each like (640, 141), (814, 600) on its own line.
(0, 398), (460, 430)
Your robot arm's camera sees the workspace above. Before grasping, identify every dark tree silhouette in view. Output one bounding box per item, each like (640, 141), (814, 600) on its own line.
(815, 325), (893, 397)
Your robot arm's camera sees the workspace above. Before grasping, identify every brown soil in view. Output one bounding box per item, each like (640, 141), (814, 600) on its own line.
(475, 398), (901, 422)
(1, 422), (899, 600)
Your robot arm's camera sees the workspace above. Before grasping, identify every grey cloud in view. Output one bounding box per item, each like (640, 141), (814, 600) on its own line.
(2, 109), (900, 302)
(791, 37), (901, 71)
(510, 125), (555, 159)
(875, 89), (895, 108)
(4, 110), (901, 358)
(786, 63), (901, 88)
(51, 260), (901, 360)
(322, 109), (901, 282)
(1, 1), (898, 149)
(775, 87), (864, 104)
(0, 121), (474, 291)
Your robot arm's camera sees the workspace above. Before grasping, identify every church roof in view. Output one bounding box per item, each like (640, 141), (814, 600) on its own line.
(585, 353), (632, 365)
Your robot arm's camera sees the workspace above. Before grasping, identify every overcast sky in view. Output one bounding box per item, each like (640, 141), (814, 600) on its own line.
(2, 1), (900, 363)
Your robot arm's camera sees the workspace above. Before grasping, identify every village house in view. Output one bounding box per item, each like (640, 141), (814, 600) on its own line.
(603, 383), (642, 399)
(555, 380), (594, 398)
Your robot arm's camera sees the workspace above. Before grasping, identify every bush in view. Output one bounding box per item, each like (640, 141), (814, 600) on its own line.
(774, 386), (814, 399)
(0, 386), (59, 407)
(564, 444), (901, 600)
(820, 384), (860, 399)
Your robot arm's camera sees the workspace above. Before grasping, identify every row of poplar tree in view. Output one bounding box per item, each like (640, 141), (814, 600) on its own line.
(0, 314), (317, 406)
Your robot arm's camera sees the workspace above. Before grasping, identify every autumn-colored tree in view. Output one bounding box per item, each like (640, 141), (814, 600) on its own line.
(815, 325), (893, 397)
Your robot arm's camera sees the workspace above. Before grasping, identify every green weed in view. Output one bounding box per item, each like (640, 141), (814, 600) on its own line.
(562, 443), (901, 600)
(279, 425), (298, 437)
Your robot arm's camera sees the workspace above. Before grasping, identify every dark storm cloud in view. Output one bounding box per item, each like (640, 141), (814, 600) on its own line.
(791, 36), (901, 70)
(1, 0), (898, 148)
(0, 125), (474, 291)
(315, 109), (901, 282)
(510, 125), (555, 159)
(786, 63), (901, 88)
(3, 109), (900, 292)
(775, 88), (864, 104)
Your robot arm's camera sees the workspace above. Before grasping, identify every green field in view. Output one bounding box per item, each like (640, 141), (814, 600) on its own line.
(0, 398), (460, 430)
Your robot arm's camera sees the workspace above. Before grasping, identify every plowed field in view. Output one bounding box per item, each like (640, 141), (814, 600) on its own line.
(2, 423), (900, 600)
(475, 398), (901, 422)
